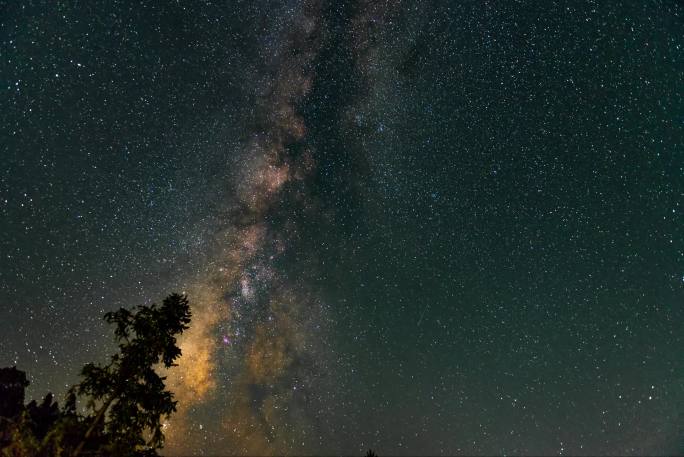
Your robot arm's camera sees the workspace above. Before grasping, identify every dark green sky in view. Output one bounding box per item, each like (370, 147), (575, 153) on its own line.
(1, 1), (683, 455)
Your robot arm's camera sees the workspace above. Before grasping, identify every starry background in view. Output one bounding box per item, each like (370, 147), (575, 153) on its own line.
(1, 0), (683, 455)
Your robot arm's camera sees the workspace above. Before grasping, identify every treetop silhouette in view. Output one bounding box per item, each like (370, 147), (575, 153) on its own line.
(0, 293), (192, 457)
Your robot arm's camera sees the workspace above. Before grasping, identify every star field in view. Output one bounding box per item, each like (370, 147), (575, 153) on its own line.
(1, 1), (683, 455)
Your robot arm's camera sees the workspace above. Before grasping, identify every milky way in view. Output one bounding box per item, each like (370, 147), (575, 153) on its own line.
(164, 1), (373, 454)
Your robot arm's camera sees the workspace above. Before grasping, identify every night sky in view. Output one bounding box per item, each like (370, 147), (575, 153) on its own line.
(1, 1), (683, 455)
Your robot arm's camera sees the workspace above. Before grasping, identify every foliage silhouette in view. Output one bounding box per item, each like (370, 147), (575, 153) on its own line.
(0, 293), (191, 457)
(72, 293), (191, 456)
(26, 394), (60, 441)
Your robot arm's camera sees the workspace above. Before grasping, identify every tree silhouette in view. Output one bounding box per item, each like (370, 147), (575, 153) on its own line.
(0, 293), (191, 457)
(1, 409), (40, 456)
(25, 393), (60, 441)
(71, 293), (191, 457)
